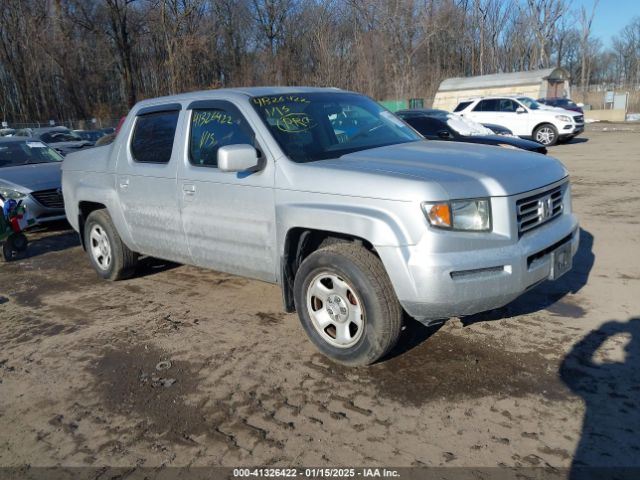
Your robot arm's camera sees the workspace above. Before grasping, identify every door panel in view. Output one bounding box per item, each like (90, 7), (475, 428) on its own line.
(496, 99), (530, 136)
(178, 100), (277, 282)
(115, 108), (192, 263)
(465, 99), (499, 126)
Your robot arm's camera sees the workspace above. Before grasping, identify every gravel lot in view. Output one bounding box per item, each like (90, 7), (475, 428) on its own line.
(1, 126), (639, 471)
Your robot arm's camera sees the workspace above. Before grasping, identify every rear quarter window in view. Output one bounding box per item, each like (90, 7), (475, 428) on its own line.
(453, 101), (472, 112)
(131, 111), (180, 163)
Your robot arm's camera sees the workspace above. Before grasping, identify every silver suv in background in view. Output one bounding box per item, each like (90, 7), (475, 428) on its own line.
(454, 96), (585, 146)
(62, 87), (579, 366)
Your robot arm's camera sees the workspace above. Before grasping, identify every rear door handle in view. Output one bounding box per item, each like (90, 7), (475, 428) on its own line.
(182, 184), (196, 196)
(119, 177), (130, 190)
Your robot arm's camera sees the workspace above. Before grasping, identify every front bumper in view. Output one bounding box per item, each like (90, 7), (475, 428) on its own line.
(377, 213), (579, 321)
(560, 123), (584, 137)
(23, 194), (66, 225)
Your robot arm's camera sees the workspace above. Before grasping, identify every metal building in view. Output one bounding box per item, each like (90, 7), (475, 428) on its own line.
(433, 67), (571, 112)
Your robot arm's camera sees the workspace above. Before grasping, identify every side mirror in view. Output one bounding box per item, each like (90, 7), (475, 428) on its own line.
(437, 130), (453, 139)
(577, 102), (584, 107)
(516, 107), (526, 114)
(218, 144), (259, 172)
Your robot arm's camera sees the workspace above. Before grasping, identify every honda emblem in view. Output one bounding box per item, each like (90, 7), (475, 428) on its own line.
(537, 195), (554, 220)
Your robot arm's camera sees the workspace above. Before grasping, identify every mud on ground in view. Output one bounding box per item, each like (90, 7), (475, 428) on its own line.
(1, 127), (639, 469)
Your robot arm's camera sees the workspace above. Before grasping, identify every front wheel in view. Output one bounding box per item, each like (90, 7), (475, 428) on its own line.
(84, 209), (138, 280)
(533, 123), (559, 146)
(293, 243), (403, 366)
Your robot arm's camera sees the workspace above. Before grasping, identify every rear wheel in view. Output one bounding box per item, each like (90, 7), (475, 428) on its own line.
(84, 209), (138, 280)
(533, 123), (559, 146)
(293, 243), (402, 366)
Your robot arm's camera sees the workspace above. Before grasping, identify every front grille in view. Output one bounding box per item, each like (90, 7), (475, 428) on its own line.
(574, 115), (584, 124)
(31, 188), (64, 209)
(516, 184), (564, 235)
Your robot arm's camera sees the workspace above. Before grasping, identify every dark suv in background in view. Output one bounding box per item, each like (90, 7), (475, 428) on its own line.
(537, 97), (584, 114)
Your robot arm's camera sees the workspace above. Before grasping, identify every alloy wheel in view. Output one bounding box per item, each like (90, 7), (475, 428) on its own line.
(536, 127), (556, 145)
(89, 225), (112, 270)
(306, 272), (364, 348)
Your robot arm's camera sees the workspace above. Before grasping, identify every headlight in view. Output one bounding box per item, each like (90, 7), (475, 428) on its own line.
(555, 115), (572, 123)
(0, 187), (27, 200)
(497, 143), (519, 150)
(422, 199), (491, 231)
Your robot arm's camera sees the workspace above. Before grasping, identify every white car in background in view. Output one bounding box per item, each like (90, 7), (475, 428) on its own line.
(454, 96), (584, 146)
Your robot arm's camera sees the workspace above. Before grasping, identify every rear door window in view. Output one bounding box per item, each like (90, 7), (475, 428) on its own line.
(473, 99), (499, 112)
(131, 111), (180, 163)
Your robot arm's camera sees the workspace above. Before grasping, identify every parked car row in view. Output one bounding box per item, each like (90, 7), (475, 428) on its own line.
(13, 127), (94, 156)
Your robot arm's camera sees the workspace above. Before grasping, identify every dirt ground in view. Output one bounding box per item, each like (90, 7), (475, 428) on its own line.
(1, 126), (639, 472)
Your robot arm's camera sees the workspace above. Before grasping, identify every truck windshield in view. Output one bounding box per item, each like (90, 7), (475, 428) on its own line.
(251, 92), (421, 163)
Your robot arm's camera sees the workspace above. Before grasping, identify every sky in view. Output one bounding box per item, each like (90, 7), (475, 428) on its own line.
(573, 0), (640, 46)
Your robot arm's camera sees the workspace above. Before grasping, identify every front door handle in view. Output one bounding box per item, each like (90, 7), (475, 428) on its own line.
(182, 184), (196, 196)
(119, 177), (130, 190)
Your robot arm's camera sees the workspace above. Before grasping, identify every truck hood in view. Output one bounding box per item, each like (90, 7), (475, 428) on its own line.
(0, 162), (62, 192)
(296, 140), (567, 200)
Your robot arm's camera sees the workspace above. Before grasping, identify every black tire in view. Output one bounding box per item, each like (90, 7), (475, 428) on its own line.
(84, 209), (138, 280)
(12, 232), (28, 252)
(1, 233), (27, 261)
(1, 237), (16, 262)
(293, 242), (403, 366)
(533, 123), (559, 146)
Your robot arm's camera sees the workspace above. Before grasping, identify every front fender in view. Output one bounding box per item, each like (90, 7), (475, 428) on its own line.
(276, 194), (427, 307)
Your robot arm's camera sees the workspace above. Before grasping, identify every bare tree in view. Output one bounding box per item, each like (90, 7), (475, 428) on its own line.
(578, 0), (599, 101)
(526, 0), (570, 68)
(1, 0), (639, 124)
(103, 0), (140, 107)
(252, 0), (292, 83)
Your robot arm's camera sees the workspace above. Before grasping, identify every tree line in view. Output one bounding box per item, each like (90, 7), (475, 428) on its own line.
(0, 0), (638, 124)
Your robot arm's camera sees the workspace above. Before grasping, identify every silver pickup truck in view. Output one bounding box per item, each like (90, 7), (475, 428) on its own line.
(62, 87), (579, 366)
